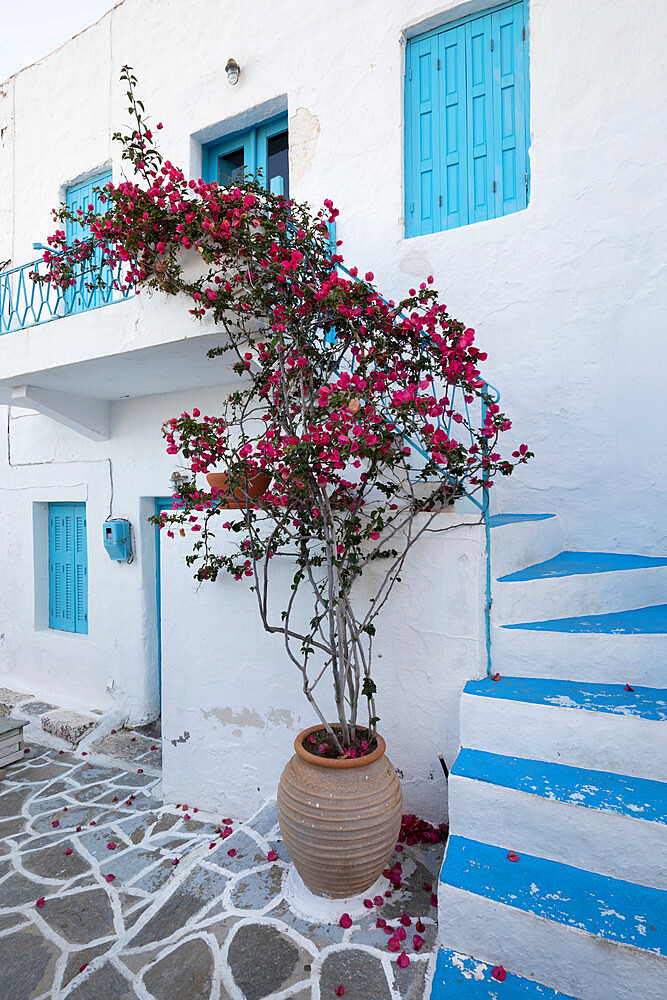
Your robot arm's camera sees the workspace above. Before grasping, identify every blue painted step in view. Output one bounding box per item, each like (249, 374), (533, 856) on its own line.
(464, 676), (667, 722)
(501, 604), (667, 633)
(498, 550), (667, 583)
(430, 948), (576, 999)
(452, 748), (667, 824)
(440, 836), (665, 954)
(489, 513), (555, 527)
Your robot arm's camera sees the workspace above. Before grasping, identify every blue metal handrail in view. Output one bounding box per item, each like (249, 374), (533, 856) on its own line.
(0, 254), (133, 334)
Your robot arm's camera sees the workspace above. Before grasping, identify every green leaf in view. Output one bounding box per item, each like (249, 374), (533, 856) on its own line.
(362, 677), (377, 698)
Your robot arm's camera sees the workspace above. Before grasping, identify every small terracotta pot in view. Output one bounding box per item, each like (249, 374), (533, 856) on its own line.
(205, 470), (271, 508)
(277, 724), (403, 898)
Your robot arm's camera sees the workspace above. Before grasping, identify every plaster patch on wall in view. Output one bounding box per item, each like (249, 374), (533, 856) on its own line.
(170, 730), (190, 746)
(289, 108), (320, 188)
(202, 705), (294, 729)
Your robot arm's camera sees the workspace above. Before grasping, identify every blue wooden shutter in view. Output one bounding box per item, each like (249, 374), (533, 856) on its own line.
(405, 34), (441, 237)
(438, 24), (468, 229)
(49, 505), (75, 632)
(465, 13), (495, 224)
(65, 171), (112, 313)
(73, 507), (88, 634)
(491, 2), (528, 216)
(49, 503), (88, 634)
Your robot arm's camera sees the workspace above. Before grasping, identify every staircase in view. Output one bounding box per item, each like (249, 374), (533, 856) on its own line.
(430, 513), (667, 1000)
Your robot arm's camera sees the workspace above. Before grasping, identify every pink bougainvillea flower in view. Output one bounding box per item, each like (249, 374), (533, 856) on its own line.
(81, 751), (87, 756)
(51, 820), (59, 828)
(376, 917), (386, 928)
(193, 808), (198, 813)
(209, 842), (216, 849)
(76, 826), (82, 832)
(171, 858), (179, 866)
(222, 818), (233, 824)
(24, 748), (30, 754)
(318, 743), (328, 754)
(430, 894), (438, 907)
(227, 848), (237, 857)
(507, 851), (520, 862)
(492, 966), (507, 982)
(184, 814), (191, 821)
(131, 737), (136, 742)
(400, 912), (411, 926)
(416, 918), (425, 933)
(387, 936), (400, 952)
(363, 898), (373, 909)
(35, 897), (45, 908)
(395, 844), (404, 852)
(335, 986), (345, 997)
(382, 925), (394, 935)
(105, 874), (115, 883)
(385, 890), (392, 897)
(373, 895), (384, 906)
(422, 882), (432, 891)
(491, 672), (501, 681)
(339, 913), (352, 929)
(137, 768), (144, 774)
(59, 750), (64, 755)
(625, 683), (634, 692)
(90, 821), (96, 826)
(267, 850), (278, 861)
(397, 951), (410, 968)
(110, 729), (116, 734)
(64, 848), (73, 856)
(413, 934), (425, 951)
(78, 964), (88, 973)
(396, 926), (407, 941)
(63, 806), (68, 812)
(107, 842), (116, 850)
(307, 734), (317, 744)
(151, 745), (157, 750)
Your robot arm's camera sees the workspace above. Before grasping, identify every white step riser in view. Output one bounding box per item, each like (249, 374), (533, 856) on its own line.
(460, 693), (667, 781)
(491, 626), (666, 686)
(448, 774), (667, 889)
(437, 882), (666, 1000)
(493, 566), (667, 626)
(491, 516), (563, 579)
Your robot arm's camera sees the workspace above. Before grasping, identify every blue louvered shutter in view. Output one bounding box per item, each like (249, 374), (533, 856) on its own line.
(65, 171), (112, 313)
(438, 24), (468, 229)
(491, 2), (528, 215)
(73, 507), (88, 634)
(465, 13), (495, 224)
(405, 33), (441, 237)
(49, 505), (75, 632)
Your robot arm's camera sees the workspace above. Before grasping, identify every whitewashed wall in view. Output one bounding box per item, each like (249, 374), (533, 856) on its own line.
(0, 0), (665, 817)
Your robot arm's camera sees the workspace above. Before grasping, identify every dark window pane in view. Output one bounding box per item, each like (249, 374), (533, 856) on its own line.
(218, 147), (245, 186)
(267, 130), (289, 199)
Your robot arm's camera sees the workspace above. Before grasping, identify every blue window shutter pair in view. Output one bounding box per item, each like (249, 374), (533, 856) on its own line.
(49, 503), (88, 634)
(405, 1), (528, 236)
(65, 169), (112, 313)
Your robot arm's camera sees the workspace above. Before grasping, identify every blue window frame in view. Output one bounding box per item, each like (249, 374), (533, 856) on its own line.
(48, 503), (88, 634)
(65, 169), (112, 313)
(405, 1), (529, 237)
(203, 115), (289, 197)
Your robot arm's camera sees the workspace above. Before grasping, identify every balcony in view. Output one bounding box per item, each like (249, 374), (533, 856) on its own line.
(0, 254), (237, 439)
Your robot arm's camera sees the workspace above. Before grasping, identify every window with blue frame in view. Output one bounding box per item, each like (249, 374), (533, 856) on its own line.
(203, 115), (289, 197)
(48, 503), (88, 634)
(65, 169), (112, 313)
(405, 1), (529, 237)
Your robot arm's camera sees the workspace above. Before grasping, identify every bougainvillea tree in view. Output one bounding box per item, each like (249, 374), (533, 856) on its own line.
(34, 68), (532, 755)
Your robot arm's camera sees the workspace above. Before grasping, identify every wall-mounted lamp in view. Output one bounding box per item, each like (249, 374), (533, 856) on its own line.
(225, 57), (241, 86)
(170, 470), (189, 491)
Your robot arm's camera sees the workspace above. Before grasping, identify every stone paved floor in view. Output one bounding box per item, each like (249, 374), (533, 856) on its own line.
(0, 742), (443, 999)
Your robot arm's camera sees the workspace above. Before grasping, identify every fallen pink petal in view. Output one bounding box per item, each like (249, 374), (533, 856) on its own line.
(413, 934), (424, 951)
(492, 966), (507, 982)
(373, 895), (383, 906)
(267, 850), (278, 861)
(339, 913), (352, 929)
(400, 912), (411, 926)
(64, 848), (73, 856)
(387, 936), (400, 952)
(105, 873), (115, 883)
(335, 986), (345, 997)
(227, 848), (237, 857)
(363, 898), (373, 908)
(35, 897), (45, 908)
(397, 951), (410, 968)
(107, 842), (117, 850)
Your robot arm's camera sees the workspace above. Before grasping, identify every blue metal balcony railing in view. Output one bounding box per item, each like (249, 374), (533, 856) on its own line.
(0, 254), (133, 335)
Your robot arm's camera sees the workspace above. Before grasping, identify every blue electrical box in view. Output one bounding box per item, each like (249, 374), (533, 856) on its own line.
(103, 519), (132, 561)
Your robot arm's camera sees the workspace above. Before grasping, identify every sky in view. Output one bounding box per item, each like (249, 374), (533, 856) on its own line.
(0, 0), (119, 83)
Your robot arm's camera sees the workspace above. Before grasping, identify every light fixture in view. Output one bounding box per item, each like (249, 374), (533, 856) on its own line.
(225, 57), (241, 86)
(170, 470), (189, 491)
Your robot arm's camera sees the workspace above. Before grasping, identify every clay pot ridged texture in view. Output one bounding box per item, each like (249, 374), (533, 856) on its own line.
(277, 725), (403, 898)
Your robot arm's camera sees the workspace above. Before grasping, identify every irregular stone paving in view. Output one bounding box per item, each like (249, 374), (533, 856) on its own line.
(0, 743), (443, 999)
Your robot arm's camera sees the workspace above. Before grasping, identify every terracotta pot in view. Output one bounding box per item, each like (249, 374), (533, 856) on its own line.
(277, 724), (403, 898)
(205, 470), (271, 508)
